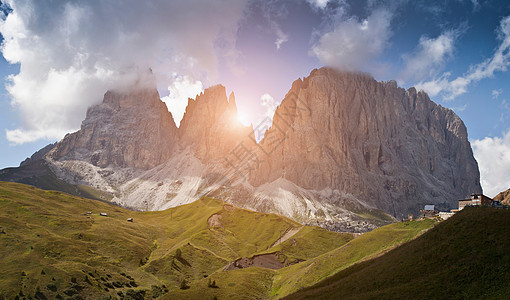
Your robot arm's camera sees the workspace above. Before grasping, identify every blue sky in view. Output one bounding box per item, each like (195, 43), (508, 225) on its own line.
(0, 0), (509, 196)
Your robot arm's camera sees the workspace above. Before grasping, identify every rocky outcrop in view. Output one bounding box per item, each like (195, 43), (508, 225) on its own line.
(48, 76), (178, 170)
(494, 188), (510, 205)
(250, 68), (481, 217)
(20, 143), (56, 167)
(179, 85), (253, 162)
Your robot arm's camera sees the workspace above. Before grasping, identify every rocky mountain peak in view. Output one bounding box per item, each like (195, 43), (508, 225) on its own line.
(251, 67), (481, 217)
(179, 84), (252, 161)
(228, 91), (238, 113)
(48, 78), (178, 170)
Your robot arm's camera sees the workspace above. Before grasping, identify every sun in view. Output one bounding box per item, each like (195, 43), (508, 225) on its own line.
(237, 112), (250, 126)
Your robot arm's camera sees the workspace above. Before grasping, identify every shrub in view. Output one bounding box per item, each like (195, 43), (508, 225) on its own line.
(104, 282), (114, 289)
(125, 289), (145, 300)
(179, 279), (189, 290)
(63, 287), (78, 296)
(151, 285), (164, 298)
(46, 284), (57, 292)
(207, 278), (219, 288)
(139, 258), (148, 266)
(34, 286), (47, 300)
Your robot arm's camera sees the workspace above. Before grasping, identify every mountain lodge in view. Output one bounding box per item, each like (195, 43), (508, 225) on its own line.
(458, 194), (493, 210)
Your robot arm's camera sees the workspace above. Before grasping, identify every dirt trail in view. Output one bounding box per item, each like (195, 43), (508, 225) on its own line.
(270, 226), (303, 248)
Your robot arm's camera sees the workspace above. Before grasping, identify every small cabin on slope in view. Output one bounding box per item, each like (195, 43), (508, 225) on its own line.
(420, 205), (437, 218)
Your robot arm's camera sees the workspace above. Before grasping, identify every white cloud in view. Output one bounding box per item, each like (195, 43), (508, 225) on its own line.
(4, 66), (115, 144)
(502, 99), (510, 110)
(0, 0), (248, 144)
(260, 1), (289, 50)
(417, 15), (510, 100)
(492, 89), (503, 99)
(306, 0), (330, 10)
(472, 129), (510, 197)
(414, 72), (451, 97)
(275, 28), (289, 50)
(452, 103), (468, 112)
(470, 0), (481, 12)
(499, 99), (510, 124)
(311, 8), (393, 71)
(400, 31), (457, 82)
(251, 93), (278, 141)
(260, 93), (278, 119)
(161, 75), (203, 128)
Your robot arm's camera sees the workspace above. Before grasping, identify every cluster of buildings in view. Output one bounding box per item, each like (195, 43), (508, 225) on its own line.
(409, 193), (502, 221)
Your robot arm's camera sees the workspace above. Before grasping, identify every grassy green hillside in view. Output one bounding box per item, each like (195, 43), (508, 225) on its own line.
(286, 206), (510, 299)
(270, 218), (435, 298)
(0, 181), (440, 299)
(0, 182), (358, 299)
(171, 218), (434, 300)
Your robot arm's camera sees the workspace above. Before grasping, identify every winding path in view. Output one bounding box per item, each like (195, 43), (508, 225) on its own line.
(270, 226), (303, 248)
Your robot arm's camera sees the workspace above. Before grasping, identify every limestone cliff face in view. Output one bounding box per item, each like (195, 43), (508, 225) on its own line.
(49, 82), (178, 170)
(179, 84), (253, 162)
(251, 68), (481, 216)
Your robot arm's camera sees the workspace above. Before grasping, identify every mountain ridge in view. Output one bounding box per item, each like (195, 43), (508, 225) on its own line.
(1, 67), (482, 230)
